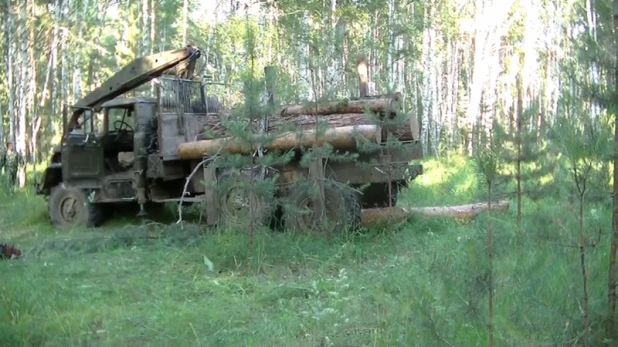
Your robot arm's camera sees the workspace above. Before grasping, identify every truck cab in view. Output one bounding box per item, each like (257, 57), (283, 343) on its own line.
(34, 45), (206, 229)
(37, 97), (158, 228)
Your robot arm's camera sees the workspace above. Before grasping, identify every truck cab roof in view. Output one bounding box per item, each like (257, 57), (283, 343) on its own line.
(100, 96), (157, 108)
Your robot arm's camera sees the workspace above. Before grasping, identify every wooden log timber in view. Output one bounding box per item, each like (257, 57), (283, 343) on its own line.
(197, 112), (416, 141)
(278, 95), (401, 117)
(178, 124), (381, 159)
(360, 200), (511, 228)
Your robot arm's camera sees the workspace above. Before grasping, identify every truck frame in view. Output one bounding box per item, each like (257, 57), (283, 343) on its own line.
(35, 45), (423, 233)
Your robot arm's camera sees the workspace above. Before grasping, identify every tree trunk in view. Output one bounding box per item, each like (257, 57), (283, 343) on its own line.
(72, 0), (89, 103)
(150, 0), (155, 54)
(420, 2), (432, 155)
(86, 0), (109, 92)
(60, 0), (69, 109)
(607, 0), (618, 338)
(182, 0), (188, 46)
(516, 72), (523, 225)
(17, 1), (28, 187)
(141, 0), (150, 56)
(6, 4), (15, 143)
(49, 0), (61, 136)
(28, 0), (40, 166)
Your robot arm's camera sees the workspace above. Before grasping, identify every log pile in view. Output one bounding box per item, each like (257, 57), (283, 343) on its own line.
(178, 95), (416, 160)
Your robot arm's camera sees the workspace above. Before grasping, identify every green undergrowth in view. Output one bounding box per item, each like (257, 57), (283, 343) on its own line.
(0, 154), (614, 346)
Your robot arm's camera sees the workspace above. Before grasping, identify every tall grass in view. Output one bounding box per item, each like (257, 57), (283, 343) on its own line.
(0, 153), (612, 346)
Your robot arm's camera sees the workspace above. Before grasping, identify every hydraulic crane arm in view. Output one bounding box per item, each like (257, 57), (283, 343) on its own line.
(68, 45), (202, 129)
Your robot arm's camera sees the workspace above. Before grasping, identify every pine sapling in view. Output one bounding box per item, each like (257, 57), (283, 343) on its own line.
(552, 98), (610, 346)
(475, 133), (499, 347)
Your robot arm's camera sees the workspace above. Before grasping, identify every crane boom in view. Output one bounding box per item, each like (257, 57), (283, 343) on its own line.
(69, 45), (202, 128)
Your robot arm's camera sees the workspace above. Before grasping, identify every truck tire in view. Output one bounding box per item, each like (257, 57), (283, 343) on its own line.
(283, 181), (361, 234)
(48, 184), (105, 229)
(216, 169), (274, 230)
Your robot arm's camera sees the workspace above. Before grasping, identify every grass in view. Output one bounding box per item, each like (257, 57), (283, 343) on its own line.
(0, 153), (614, 346)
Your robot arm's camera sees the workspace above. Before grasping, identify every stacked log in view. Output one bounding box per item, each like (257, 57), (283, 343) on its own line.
(278, 95), (400, 117)
(178, 95), (415, 160)
(179, 125), (381, 157)
(196, 113), (413, 140)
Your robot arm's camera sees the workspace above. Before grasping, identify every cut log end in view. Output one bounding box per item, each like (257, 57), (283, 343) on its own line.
(360, 200), (511, 229)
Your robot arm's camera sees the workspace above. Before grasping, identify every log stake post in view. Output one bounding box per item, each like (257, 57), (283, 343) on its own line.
(202, 157), (218, 226)
(357, 54), (369, 98)
(382, 153), (393, 207)
(308, 154), (326, 230)
(177, 83), (186, 137)
(264, 65), (276, 106)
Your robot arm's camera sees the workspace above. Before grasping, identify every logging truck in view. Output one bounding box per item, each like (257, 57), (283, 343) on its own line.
(35, 45), (424, 233)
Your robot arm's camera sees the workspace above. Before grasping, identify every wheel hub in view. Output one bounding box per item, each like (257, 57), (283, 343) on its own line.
(216, 170), (272, 229)
(295, 196), (338, 233)
(225, 188), (251, 215)
(59, 196), (82, 224)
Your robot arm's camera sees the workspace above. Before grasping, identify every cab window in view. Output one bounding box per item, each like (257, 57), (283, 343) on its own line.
(70, 109), (96, 134)
(107, 107), (134, 132)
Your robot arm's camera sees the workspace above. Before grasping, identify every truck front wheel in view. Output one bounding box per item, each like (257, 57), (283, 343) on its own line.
(48, 184), (105, 229)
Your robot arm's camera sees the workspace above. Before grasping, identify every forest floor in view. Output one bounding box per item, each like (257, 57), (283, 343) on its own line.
(0, 154), (613, 347)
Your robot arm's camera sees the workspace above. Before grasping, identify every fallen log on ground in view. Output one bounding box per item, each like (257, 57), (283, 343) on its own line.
(278, 95), (401, 117)
(179, 124), (382, 159)
(360, 200), (510, 228)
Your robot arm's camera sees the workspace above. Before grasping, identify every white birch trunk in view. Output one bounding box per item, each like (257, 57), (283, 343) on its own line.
(72, 0), (90, 103)
(17, 2), (28, 187)
(327, 0), (337, 96)
(28, 0), (41, 166)
(150, 0), (155, 54)
(432, 42), (442, 156)
(182, 0), (189, 46)
(387, 0), (395, 89)
(466, 0), (515, 153)
(465, 0), (487, 155)
(5, 4), (15, 143)
(522, 0), (539, 118)
(60, 0), (70, 108)
(49, 0), (61, 135)
(586, 0), (600, 118)
(141, 0), (150, 56)
(420, 4), (432, 155)
(160, 23), (167, 52)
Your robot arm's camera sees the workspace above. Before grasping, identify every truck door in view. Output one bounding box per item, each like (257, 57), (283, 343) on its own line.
(61, 105), (104, 183)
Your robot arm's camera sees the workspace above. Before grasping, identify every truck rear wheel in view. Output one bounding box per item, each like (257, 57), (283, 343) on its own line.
(283, 181), (361, 235)
(216, 169), (273, 230)
(48, 184), (105, 229)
